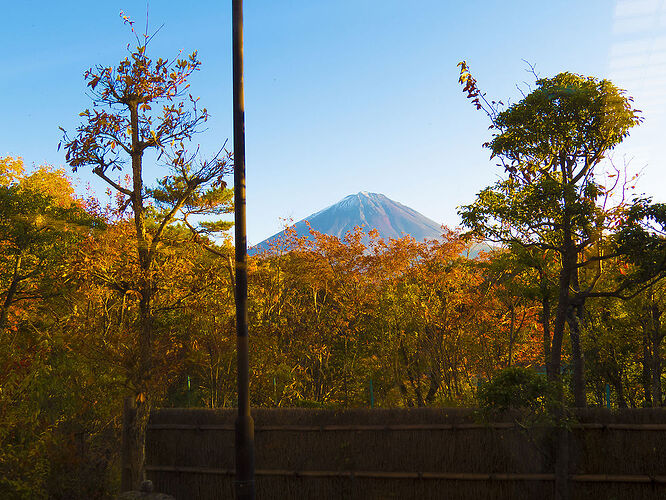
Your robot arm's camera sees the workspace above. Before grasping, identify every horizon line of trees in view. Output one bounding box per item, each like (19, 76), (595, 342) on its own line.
(2, 156), (664, 497)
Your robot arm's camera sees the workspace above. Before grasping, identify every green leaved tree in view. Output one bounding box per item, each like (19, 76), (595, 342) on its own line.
(458, 65), (666, 406)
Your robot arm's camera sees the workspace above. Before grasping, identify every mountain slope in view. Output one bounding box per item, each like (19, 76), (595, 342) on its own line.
(251, 192), (443, 254)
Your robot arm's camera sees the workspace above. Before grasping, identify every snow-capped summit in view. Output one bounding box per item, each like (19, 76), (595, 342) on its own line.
(250, 192), (443, 254)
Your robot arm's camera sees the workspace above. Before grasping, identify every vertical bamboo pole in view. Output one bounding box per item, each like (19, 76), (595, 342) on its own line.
(232, 0), (255, 498)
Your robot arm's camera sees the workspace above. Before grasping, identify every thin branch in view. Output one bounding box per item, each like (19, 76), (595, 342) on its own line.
(93, 167), (133, 197)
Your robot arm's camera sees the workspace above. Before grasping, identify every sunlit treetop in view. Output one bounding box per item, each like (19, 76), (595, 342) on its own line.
(491, 73), (641, 175)
(0, 157), (102, 259)
(61, 13), (213, 192)
(61, 13), (232, 259)
(1, 157), (76, 208)
(458, 63), (642, 183)
(0, 156), (25, 187)
(20, 166), (76, 208)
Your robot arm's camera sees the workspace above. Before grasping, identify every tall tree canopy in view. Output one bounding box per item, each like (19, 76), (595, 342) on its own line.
(457, 65), (666, 406)
(61, 17), (232, 488)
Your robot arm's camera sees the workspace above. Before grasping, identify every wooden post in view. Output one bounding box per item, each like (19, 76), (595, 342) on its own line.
(554, 419), (570, 500)
(232, 0), (255, 498)
(120, 396), (136, 492)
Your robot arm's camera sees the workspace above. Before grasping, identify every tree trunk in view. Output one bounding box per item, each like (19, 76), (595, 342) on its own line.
(554, 420), (570, 500)
(129, 397), (151, 489)
(507, 304), (515, 367)
(550, 266), (570, 381)
(541, 293), (551, 371)
(550, 161), (577, 394)
(650, 304), (663, 406)
(0, 254), (22, 334)
(567, 304), (586, 407)
(652, 338), (663, 406)
(642, 334), (652, 406)
(126, 100), (153, 490)
(613, 378), (628, 408)
(424, 368), (441, 404)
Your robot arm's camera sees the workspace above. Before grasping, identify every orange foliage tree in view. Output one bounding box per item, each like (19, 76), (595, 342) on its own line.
(61, 16), (232, 487)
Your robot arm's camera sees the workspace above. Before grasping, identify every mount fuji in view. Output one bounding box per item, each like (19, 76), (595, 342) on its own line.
(251, 192), (444, 254)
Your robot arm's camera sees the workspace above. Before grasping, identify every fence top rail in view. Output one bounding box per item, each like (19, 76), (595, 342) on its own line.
(148, 407), (666, 427)
(144, 466), (666, 484)
(147, 422), (666, 432)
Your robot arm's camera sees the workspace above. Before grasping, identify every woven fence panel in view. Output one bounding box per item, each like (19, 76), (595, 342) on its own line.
(141, 408), (666, 500)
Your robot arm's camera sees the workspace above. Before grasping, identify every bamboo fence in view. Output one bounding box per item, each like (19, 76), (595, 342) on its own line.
(121, 407), (666, 499)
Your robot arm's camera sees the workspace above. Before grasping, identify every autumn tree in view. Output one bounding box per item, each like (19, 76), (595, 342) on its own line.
(359, 231), (491, 407)
(629, 282), (665, 406)
(0, 158), (121, 498)
(0, 157), (96, 334)
(457, 65), (662, 406)
(477, 248), (544, 369)
(62, 16), (231, 488)
(247, 226), (378, 407)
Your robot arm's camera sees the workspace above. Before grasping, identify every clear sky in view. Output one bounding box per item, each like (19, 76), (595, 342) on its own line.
(3, 1), (666, 244)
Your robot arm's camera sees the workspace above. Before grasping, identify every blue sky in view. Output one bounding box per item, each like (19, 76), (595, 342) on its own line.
(3, 1), (666, 244)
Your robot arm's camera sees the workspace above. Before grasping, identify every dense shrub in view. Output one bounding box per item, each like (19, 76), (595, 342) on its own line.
(478, 366), (557, 416)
